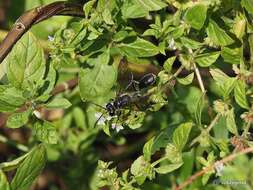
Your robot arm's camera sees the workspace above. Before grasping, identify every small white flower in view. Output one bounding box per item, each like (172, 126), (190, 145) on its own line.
(111, 123), (124, 132)
(214, 162), (225, 176)
(48, 35), (55, 42)
(95, 112), (106, 125)
(33, 110), (42, 119)
(168, 38), (176, 50)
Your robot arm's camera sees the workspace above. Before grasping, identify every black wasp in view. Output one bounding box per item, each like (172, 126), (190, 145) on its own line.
(105, 73), (156, 116)
(93, 73), (156, 127)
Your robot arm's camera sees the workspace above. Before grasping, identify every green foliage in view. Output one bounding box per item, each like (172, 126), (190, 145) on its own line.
(10, 144), (46, 190)
(1, 0), (253, 189)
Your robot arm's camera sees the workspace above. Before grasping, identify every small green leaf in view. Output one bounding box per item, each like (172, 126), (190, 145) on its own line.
(207, 19), (234, 46)
(241, 0), (253, 15)
(34, 121), (58, 144)
(180, 37), (203, 50)
(113, 30), (130, 42)
(195, 51), (220, 67)
(83, 0), (96, 18)
(210, 68), (237, 99)
(221, 46), (241, 64)
(163, 56), (176, 72)
(38, 64), (56, 97)
(172, 122), (192, 151)
(0, 170), (10, 190)
(165, 143), (183, 163)
(73, 107), (85, 128)
(234, 80), (249, 109)
(184, 4), (207, 30)
(0, 153), (29, 172)
(126, 111), (145, 129)
(46, 98), (72, 109)
(177, 73), (194, 85)
(118, 38), (159, 57)
(155, 162), (183, 174)
(102, 8), (114, 25)
(4, 32), (46, 90)
(79, 62), (117, 101)
(10, 144), (47, 190)
(122, 1), (147, 19)
(225, 109), (239, 135)
(7, 109), (31, 129)
(194, 92), (206, 126)
(130, 156), (154, 185)
(133, 0), (167, 11)
(0, 86), (26, 112)
(143, 129), (173, 161)
(233, 14), (246, 39)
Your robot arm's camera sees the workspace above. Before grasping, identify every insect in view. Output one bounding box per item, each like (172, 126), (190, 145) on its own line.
(105, 73), (157, 116)
(93, 73), (157, 129)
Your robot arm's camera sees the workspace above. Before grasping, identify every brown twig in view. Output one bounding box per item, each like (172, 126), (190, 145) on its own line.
(0, 1), (84, 63)
(174, 146), (253, 190)
(51, 78), (78, 95)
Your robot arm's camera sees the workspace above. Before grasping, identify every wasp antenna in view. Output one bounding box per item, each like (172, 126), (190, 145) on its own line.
(94, 112), (106, 128)
(88, 101), (107, 110)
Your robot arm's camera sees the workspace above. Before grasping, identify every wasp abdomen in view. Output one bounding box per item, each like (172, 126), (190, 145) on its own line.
(138, 73), (156, 89)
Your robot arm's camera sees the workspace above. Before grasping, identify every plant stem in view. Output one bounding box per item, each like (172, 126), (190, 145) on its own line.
(0, 1), (84, 63)
(0, 134), (29, 152)
(207, 114), (221, 132)
(242, 122), (251, 137)
(0, 30), (7, 42)
(151, 156), (168, 167)
(193, 62), (205, 93)
(174, 146), (253, 190)
(170, 65), (184, 80)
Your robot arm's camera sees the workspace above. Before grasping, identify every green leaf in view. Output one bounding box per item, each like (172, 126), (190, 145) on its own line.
(4, 32), (46, 90)
(178, 151), (194, 182)
(184, 4), (207, 30)
(118, 38), (159, 57)
(0, 86), (26, 112)
(10, 144), (46, 190)
(38, 64), (56, 97)
(0, 153), (29, 172)
(33, 121), (58, 144)
(225, 109), (239, 135)
(195, 51), (220, 67)
(233, 14), (246, 39)
(7, 109), (31, 129)
(155, 162), (183, 174)
(221, 46), (241, 64)
(234, 80), (249, 109)
(241, 0), (253, 15)
(122, 0), (148, 19)
(207, 19), (234, 46)
(180, 37), (203, 50)
(0, 170), (10, 190)
(194, 92), (206, 126)
(177, 73), (194, 85)
(83, 0), (96, 18)
(79, 63), (117, 101)
(210, 68), (237, 99)
(163, 56), (176, 72)
(165, 143), (183, 163)
(130, 156), (154, 185)
(46, 98), (72, 109)
(73, 107), (86, 128)
(133, 0), (167, 11)
(143, 128), (173, 161)
(172, 122), (192, 151)
(102, 8), (114, 25)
